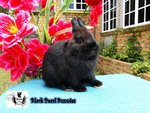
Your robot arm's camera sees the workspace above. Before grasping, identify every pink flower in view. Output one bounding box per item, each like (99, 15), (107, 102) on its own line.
(0, 45), (28, 81)
(25, 38), (49, 67)
(0, 11), (37, 48)
(48, 20), (72, 44)
(0, 0), (41, 12)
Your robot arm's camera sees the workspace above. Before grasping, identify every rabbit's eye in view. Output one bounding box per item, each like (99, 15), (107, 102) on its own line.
(76, 38), (83, 44)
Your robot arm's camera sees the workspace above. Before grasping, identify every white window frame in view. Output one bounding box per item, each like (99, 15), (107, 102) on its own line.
(68, 0), (87, 10)
(123, 0), (150, 29)
(102, 0), (117, 33)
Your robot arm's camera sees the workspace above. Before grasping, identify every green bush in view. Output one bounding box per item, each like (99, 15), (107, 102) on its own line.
(123, 35), (143, 63)
(113, 52), (128, 62)
(99, 38), (117, 58)
(131, 61), (150, 76)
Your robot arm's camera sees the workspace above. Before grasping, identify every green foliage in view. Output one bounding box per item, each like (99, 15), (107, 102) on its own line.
(113, 53), (128, 62)
(0, 6), (8, 14)
(145, 51), (150, 60)
(131, 61), (150, 76)
(94, 69), (105, 75)
(123, 35), (143, 63)
(99, 38), (117, 58)
(113, 34), (143, 63)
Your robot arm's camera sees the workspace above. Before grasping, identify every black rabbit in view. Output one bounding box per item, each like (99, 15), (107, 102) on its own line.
(42, 17), (102, 92)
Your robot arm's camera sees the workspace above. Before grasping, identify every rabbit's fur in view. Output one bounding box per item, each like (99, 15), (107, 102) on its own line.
(42, 17), (102, 92)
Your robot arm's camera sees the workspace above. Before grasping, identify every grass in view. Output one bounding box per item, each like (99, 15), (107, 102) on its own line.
(0, 69), (17, 95)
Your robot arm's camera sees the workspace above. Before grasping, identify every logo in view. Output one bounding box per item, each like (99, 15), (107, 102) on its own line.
(6, 91), (28, 108)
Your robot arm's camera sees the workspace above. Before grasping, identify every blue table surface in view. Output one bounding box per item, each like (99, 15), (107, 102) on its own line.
(0, 74), (150, 113)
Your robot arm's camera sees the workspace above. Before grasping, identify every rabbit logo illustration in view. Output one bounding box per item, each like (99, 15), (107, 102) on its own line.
(6, 91), (28, 108)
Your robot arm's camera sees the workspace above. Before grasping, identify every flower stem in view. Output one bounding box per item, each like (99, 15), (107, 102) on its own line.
(20, 41), (26, 49)
(31, 12), (42, 43)
(81, 5), (89, 18)
(45, 0), (52, 29)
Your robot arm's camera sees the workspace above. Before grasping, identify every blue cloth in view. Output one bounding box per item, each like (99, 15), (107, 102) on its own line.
(0, 74), (150, 113)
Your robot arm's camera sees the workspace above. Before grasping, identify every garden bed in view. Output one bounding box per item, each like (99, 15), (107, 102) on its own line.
(97, 55), (150, 81)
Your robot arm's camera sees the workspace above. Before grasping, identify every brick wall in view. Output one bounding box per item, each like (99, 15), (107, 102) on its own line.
(97, 55), (150, 81)
(97, 55), (132, 74)
(97, 22), (150, 51)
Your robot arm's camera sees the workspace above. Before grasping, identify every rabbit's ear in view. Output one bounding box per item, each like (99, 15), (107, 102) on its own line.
(71, 17), (80, 32)
(77, 18), (86, 28)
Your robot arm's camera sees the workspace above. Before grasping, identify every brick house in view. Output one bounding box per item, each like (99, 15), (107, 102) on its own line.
(55, 0), (150, 51)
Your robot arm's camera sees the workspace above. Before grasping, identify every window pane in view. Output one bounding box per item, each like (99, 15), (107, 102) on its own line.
(146, 0), (150, 5)
(110, 0), (113, 8)
(125, 1), (129, 13)
(106, 22), (108, 30)
(139, 0), (145, 8)
(114, 8), (116, 18)
(104, 13), (106, 21)
(104, 23), (106, 31)
(130, 12), (135, 25)
(110, 10), (113, 19)
(104, 4), (106, 12)
(114, 19), (116, 28)
(82, 4), (86, 9)
(82, 0), (85, 2)
(77, 4), (81, 9)
(138, 8), (144, 23)
(110, 20), (113, 29)
(125, 14), (129, 26)
(106, 2), (109, 10)
(106, 12), (109, 20)
(146, 6), (150, 21)
(69, 3), (74, 9)
(77, 0), (81, 2)
(130, 0), (135, 11)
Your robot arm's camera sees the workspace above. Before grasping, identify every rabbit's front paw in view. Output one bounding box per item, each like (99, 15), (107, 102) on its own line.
(73, 85), (87, 92)
(91, 80), (103, 87)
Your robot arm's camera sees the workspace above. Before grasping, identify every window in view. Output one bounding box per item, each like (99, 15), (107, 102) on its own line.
(69, 0), (87, 10)
(124, 0), (150, 28)
(102, 0), (117, 32)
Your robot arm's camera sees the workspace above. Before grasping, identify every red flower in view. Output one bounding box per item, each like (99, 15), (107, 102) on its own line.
(41, 0), (54, 11)
(0, 37), (2, 50)
(0, 45), (28, 81)
(48, 20), (72, 44)
(48, 17), (59, 27)
(0, 11), (37, 48)
(0, 0), (41, 12)
(90, 2), (102, 26)
(24, 63), (39, 77)
(49, 17), (54, 26)
(85, 0), (101, 6)
(25, 38), (49, 67)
